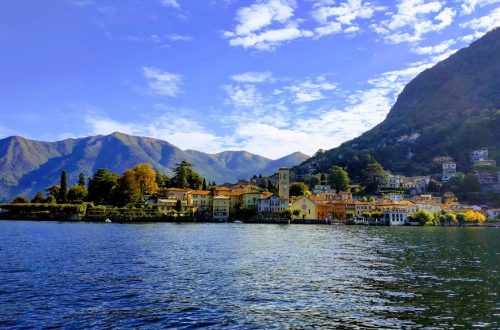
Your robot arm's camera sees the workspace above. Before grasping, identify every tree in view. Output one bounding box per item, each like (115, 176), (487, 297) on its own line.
(13, 196), (30, 203)
(409, 210), (434, 226)
(78, 173), (86, 187)
(88, 168), (119, 204)
(202, 178), (207, 190)
(463, 210), (486, 223)
(67, 185), (88, 203)
(267, 180), (277, 193)
(462, 173), (481, 193)
(320, 173), (327, 185)
(427, 179), (442, 193)
(362, 161), (388, 193)
(46, 185), (60, 201)
(328, 166), (350, 191)
(289, 182), (308, 197)
(175, 199), (182, 213)
(114, 169), (141, 205)
(132, 163), (158, 195)
(59, 171), (68, 203)
(172, 161), (203, 189)
(31, 192), (46, 203)
(444, 212), (457, 225)
(308, 176), (320, 190)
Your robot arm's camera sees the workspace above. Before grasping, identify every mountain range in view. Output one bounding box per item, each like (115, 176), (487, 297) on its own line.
(295, 27), (500, 180)
(0, 132), (309, 201)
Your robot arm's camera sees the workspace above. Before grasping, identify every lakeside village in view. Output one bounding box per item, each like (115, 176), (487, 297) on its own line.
(1, 148), (500, 226)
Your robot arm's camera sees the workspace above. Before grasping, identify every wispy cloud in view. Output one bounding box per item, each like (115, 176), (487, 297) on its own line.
(312, 0), (385, 37)
(371, 0), (456, 44)
(285, 76), (337, 103)
(411, 38), (456, 54)
(160, 0), (180, 9)
(231, 71), (275, 83)
(143, 67), (183, 97)
(460, 0), (500, 15)
(460, 6), (500, 41)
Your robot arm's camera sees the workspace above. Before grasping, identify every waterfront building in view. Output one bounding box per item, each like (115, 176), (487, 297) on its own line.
(486, 209), (500, 220)
(157, 198), (190, 214)
(384, 208), (411, 226)
(258, 194), (289, 214)
(217, 191), (243, 214)
(278, 168), (290, 200)
(291, 195), (317, 219)
(189, 190), (213, 215)
(213, 195), (230, 221)
(241, 192), (263, 211)
(158, 188), (191, 201)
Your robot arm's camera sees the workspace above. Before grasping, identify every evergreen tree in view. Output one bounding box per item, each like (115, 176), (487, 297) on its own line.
(362, 161), (388, 193)
(202, 178), (207, 190)
(78, 173), (86, 186)
(88, 168), (119, 204)
(320, 173), (327, 184)
(328, 166), (350, 192)
(59, 171), (68, 203)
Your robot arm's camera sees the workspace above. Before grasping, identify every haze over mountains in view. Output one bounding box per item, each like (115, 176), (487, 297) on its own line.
(0, 132), (309, 201)
(295, 28), (500, 180)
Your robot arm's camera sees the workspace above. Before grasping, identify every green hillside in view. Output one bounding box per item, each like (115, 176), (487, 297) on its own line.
(295, 28), (500, 180)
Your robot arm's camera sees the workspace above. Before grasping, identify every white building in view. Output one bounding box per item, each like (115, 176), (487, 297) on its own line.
(442, 162), (457, 183)
(486, 209), (500, 220)
(384, 209), (411, 226)
(312, 185), (335, 195)
(258, 194), (289, 214)
(470, 148), (488, 163)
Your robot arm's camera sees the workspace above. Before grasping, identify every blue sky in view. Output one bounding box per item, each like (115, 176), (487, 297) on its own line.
(0, 0), (498, 158)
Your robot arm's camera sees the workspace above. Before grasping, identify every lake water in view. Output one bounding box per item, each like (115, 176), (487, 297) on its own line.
(0, 221), (498, 329)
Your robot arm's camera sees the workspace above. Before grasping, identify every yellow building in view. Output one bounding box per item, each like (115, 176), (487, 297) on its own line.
(189, 190), (213, 214)
(213, 195), (230, 221)
(291, 195), (317, 219)
(241, 192), (263, 211)
(218, 191), (243, 214)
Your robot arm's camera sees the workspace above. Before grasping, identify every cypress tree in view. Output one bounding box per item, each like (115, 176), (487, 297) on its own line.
(59, 170), (68, 203)
(202, 178), (207, 190)
(78, 173), (86, 186)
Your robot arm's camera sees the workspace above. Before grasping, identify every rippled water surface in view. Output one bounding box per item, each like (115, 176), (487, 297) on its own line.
(0, 221), (498, 329)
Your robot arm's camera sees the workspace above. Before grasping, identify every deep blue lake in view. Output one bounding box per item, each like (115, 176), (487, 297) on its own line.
(0, 221), (498, 329)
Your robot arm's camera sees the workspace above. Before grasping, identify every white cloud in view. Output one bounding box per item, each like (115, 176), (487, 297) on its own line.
(411, 38), (456, 54)
(312, 0), (385, 25)
(461, 0), (500, 15)
(143, 67), (182, 97)
(231, 0), (295, 35)
(223, 84), (264, 108)
(285, 76), (337, 103)
(227, 25), (311, 50)
(460, 7), (500, 33)
(373, 0), (456, 44)
(231, 71), (275, 83)
(160, 0), (180, 9)
(314, 21), (342, 37)
(224, 0), (316, 50)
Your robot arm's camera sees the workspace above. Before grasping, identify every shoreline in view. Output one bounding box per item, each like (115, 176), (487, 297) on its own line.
(1, 216), (498, 227)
